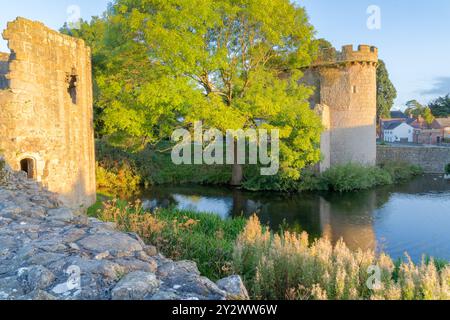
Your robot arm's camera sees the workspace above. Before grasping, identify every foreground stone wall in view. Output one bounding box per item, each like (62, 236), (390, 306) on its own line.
(377, 145), (450, 173)
(0, 162), (246, 300)
(0, 18), (95, 209)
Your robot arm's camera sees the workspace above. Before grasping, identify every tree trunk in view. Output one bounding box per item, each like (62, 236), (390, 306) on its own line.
(230, 138), (244, 186)
(231, 163), (243, 186)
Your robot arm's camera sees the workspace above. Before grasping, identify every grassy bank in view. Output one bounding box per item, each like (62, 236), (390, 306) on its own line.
(91, 200), (449, 300)
(91, 200), (245, 280)
(96, 140), (423, 195)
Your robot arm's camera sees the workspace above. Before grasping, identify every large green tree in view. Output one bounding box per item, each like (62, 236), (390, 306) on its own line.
(81, 0), (323, 185)
(376, 60), (397, 120)
(429, 94), (450, 117)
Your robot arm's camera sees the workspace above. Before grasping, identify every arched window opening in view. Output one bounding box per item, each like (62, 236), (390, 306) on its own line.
(20, 158), (36, 179)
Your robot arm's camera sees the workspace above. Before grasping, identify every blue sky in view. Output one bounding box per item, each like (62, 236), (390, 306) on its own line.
(1, 0), (449, 108)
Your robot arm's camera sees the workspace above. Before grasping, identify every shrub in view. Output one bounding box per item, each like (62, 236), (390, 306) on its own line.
(321, 163), (393, 192)
(233, 215), (450, 300)
(96, 139), (231, 188)
(96, 160), (142, 197)
(95, 200), (246, 280)
(380, 161), (423, 182)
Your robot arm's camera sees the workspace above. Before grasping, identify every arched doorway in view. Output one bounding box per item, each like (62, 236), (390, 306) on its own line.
(20, 158), (36, 179)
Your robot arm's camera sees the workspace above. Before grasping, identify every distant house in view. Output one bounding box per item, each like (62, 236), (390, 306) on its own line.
(379, 111), (413, 140)
(432, 118), (450, 141)
(383, 121), (414, 143)
(409, 117), (449, 145)
(413, 128), (443, 144)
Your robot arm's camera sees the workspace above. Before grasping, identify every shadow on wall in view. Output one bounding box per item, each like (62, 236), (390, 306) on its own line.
(0, 53), (8, 89)
(326, 124), (377, 166)
(57, 169), (95, 213)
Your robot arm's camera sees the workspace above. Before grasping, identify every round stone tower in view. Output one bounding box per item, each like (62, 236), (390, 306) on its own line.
(305, 44), (378, 167)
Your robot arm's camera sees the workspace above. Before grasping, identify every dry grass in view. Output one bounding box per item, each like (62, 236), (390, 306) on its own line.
(233, 215), (450, 300)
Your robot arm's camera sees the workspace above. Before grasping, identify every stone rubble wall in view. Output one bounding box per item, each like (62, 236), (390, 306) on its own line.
(377, 145), (450, 173)
(0, 162), (248, 300)
(0, 17), (96, 209)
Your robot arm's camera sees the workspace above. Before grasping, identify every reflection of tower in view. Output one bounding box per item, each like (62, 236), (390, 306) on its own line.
(319, 197), (333, 241)
(318, 194), (377, 252)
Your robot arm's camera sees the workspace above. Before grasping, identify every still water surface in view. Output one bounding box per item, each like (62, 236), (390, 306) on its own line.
(140, 175), (450, 262)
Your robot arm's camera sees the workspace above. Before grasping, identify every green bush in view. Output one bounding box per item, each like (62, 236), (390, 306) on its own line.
(379, 161), (423, 182)
(96, 139), (231, 188)
(96, 160), (141, 197)
(321, 164), (393, 192)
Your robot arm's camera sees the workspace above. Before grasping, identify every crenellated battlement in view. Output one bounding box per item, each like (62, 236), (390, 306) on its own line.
(313, 44), (378, 67)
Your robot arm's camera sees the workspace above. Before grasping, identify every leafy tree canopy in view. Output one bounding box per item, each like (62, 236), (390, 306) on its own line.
(429, 94), (450, 118)
(404, 100), (435, 125)
(405, 100), (425, 118)
(63, 0), (324, 182)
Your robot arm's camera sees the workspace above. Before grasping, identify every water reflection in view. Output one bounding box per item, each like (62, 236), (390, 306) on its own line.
(140, 175), (450, 262)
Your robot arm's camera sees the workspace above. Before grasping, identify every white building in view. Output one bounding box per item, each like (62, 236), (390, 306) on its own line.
(383, 122), (414, 143)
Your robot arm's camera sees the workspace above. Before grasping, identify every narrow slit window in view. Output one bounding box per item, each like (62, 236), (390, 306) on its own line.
(352, 85), (357, 94)
(68, 74), (77, 104)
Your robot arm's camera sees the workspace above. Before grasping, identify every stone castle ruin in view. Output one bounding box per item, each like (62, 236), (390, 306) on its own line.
(304, 45), (378, 171)
(0, 17), (377, 208)
(0, 18), (96, 209)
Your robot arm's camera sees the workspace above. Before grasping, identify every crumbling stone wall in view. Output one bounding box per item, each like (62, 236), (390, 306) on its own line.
(0, 164), (246, 300)
(0, 18), (96, 209)
(304, 45), (378, 167)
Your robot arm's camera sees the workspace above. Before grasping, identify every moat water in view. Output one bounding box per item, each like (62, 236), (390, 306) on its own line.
(139, 175), (450, 262)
